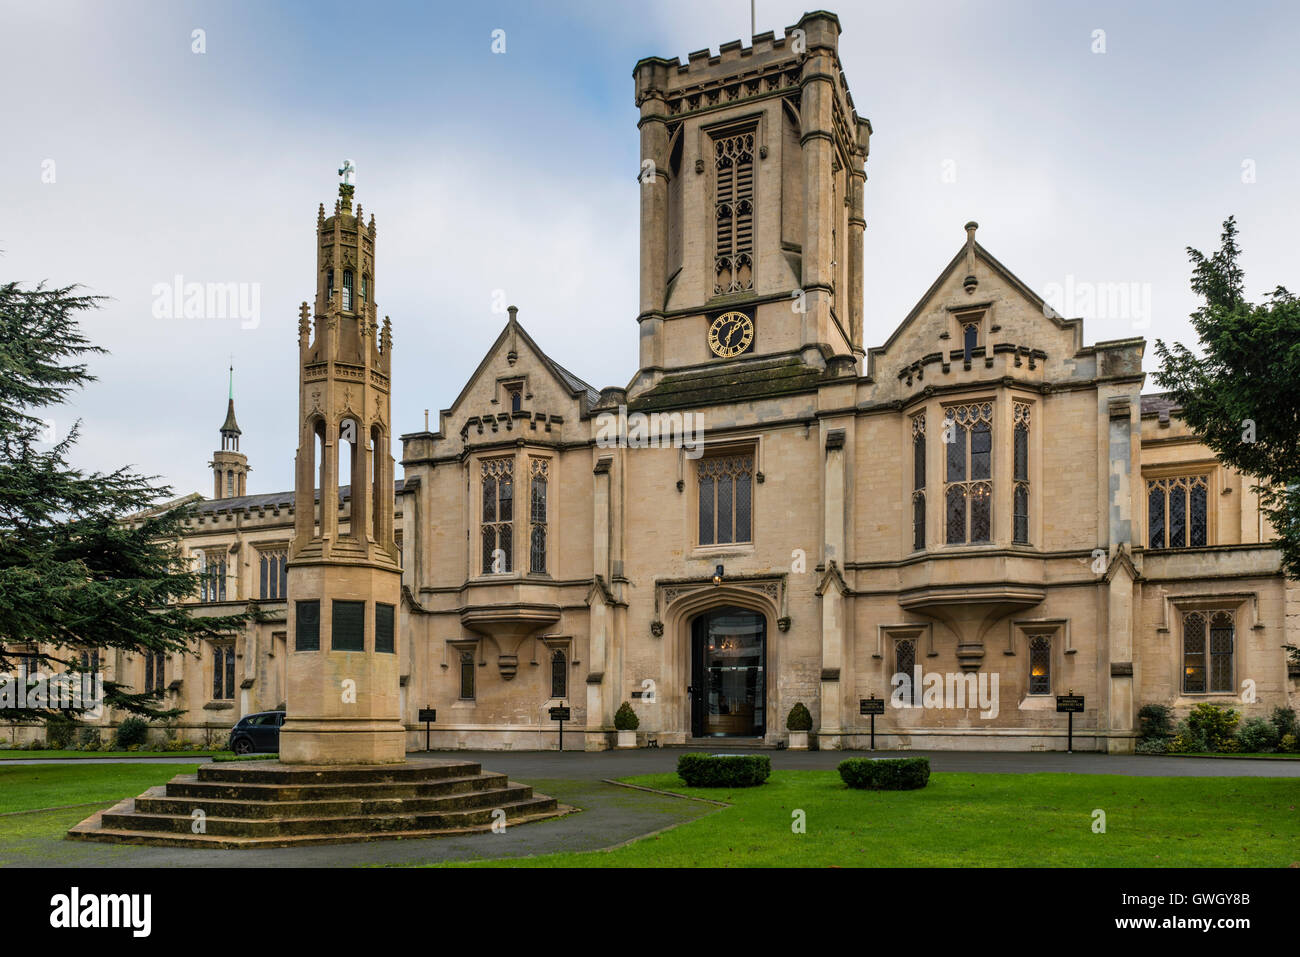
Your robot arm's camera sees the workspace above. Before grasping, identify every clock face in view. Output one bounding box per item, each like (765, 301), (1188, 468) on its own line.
(707, 310), (755, 358)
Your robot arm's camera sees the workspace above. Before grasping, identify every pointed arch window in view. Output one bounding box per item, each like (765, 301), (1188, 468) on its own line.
(698, 452), (754, 545)
(326, 268), (334, 303)
(259, 549), (287, 600)
(944, 402), (993, 544)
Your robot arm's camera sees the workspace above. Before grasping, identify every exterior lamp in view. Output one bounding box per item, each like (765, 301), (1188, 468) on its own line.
(712, 564), (724, 586)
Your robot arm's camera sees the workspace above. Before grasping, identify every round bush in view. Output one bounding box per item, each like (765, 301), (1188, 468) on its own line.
(838, 757), (930, 790)
(1236, 717), (1279, 753)
(676, 753), (771, 788)
(786, 702), (813, 732)
(113, 717), (150, 749)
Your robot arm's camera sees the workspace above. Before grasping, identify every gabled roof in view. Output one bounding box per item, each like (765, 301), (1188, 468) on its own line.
(444, 311), (600, 418)
(864, 236), (1084, 382)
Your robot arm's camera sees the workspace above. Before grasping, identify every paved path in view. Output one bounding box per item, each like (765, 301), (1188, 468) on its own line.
(4, 748), (1298, 776)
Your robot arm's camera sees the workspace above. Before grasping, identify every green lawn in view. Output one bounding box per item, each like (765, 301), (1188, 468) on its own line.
(0, 750), (215, 761)
(451, 771), (1300, 868)
(0, 762), (199, 814)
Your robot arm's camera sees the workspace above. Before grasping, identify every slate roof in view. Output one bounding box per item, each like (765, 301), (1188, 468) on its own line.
(193, 479), (406, 514)
(629, 355), (827, 413)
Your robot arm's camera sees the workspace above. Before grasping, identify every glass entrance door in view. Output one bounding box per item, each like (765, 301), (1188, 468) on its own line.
(690, 607), (766, 737)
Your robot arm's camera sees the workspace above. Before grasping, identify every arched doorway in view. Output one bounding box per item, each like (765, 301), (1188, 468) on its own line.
(689, 606), (766, 737)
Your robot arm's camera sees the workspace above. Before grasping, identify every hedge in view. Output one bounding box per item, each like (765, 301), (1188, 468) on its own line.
(838, 756), (930, 790)
(676, 753), (771, 788)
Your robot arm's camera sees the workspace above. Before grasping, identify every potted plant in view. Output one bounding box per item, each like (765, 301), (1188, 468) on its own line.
(614, 701), (639, 748)
(786, 702), (813, 750)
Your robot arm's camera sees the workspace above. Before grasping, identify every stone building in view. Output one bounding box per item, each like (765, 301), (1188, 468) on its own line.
(13, 10), (1295, 752)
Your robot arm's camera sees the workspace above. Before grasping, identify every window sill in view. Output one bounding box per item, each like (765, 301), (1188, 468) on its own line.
(691, 542), (754, 559)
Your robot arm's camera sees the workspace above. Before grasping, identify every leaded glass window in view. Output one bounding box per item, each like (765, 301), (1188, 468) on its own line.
(895, 638), (917, 706)
(145, 651), (166, 694)
(1208, 612), (1234, 693)
(342, 270), (354, 311)
(459, 651), (475, 700)
(1148, 476), (1209, 548)
(551, 649), (567, 699)
(529, 459), (548, 575)
(200, 552), (227, 603)
(1013, 402), (1030, 544)
(212, 642), (235, 700)
(1028, 634), (1050, 695)
(912, 415), (926, 551)
(713, 127), (755, 295)
(698, 453), (754, 545)
(481, 458), (513, 573)
(1182, 612), (1206, 693)
(963, 322), (978, 362)
(943, 402), (993, 544)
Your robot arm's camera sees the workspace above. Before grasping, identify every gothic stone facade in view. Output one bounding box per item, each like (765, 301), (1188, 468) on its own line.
(15, 11), (1295, 752)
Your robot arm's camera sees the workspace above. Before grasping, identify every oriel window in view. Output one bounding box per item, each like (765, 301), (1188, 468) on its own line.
(529, 459), (548, 575)
(944, 402), (993, 545)
(912, 414), (926, 551)
(1013, 402), (1031, 544)
(481, 458), (514, 573)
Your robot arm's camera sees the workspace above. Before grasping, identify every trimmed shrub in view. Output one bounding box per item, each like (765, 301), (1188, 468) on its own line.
(786, 702), (813, 732)
(676, 753), (771, 788)
(1135, 737), (1169, 755)
(113, 717), (150, 749)
(1186, 703), (1238, 753)
(1280, 733), (1299, 754)
(1236, 717), (1279, 753)
(614, 701), (639, 732)
(838, 756), (930, 790)
(1137, 703), (1174, 741)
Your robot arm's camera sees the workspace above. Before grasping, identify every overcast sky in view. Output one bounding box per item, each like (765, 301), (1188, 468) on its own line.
(3, 0), (1296, 497)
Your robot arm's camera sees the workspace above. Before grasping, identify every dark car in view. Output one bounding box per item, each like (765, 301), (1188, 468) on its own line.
(228, 710), (286, 755)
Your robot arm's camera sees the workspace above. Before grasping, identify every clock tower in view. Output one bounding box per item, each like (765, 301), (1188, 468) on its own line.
(630, 11), (870, 393)
(280, 164), (405, 765)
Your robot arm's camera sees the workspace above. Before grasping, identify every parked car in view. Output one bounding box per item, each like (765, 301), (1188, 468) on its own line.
(228, 710), (285, 755)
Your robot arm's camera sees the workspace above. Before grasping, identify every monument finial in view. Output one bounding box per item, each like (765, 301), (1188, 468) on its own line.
(337, 159), (356, 212)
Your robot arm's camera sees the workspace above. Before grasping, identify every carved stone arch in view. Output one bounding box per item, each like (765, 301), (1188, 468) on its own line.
(662, 583), (781, 740)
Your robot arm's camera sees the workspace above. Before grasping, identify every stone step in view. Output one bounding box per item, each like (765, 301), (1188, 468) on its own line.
(70, 798), (567, 850)
(100, 791), (556, 838)
(196, 760), (482, 786)
(164, 772), (507, 803)
(135, 782), (535, 820)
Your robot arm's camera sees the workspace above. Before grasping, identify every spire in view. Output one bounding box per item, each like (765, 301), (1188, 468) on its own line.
(221, 365), (241, 438)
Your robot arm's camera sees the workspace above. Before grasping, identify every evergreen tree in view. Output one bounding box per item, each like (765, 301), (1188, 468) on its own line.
(0, 279), (248, 722)
(1153, 217), (1300, 583)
